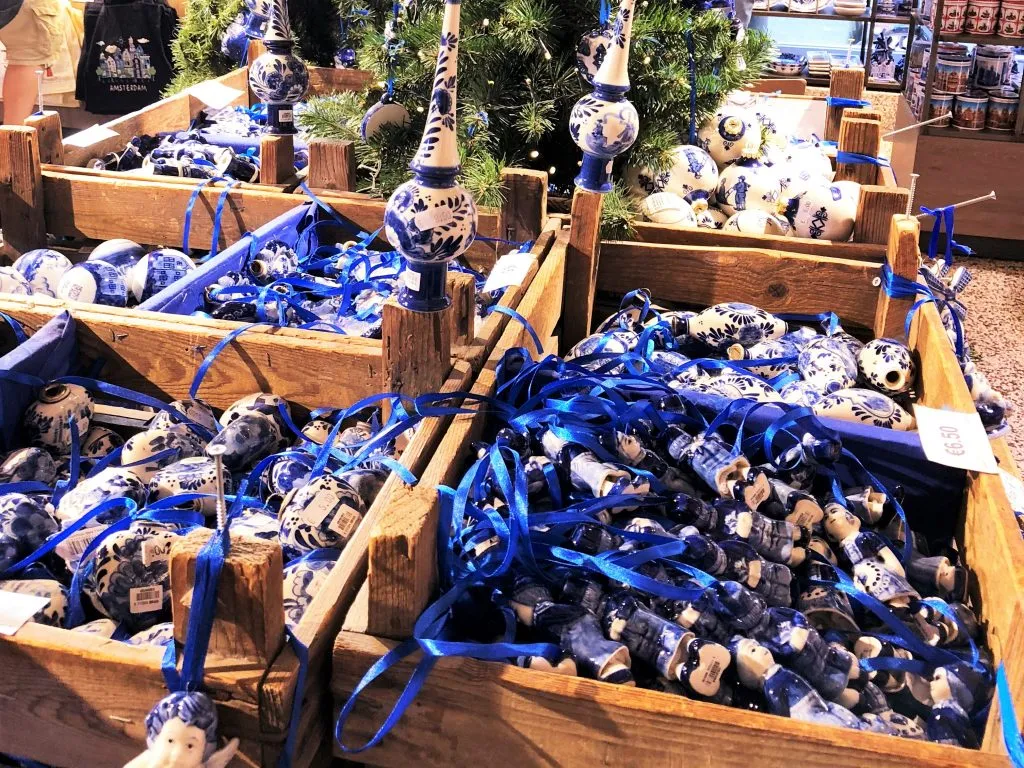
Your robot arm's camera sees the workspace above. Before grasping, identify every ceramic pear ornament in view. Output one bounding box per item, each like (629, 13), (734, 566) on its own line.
(247, 0), (309, 134)
(570, 0), (640, 193)
(123, 691), (239, 768)
(383, 0), (478, 311)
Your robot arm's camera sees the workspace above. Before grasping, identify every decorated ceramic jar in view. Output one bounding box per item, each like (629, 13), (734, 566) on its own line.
(282, 550), (337, 627)
(122, 424), (208, 480)
(964, 0), (999, 33)
(928, 92), (955, 127)
(0, 578), (68, 626)
(149, 457), (232, 514)
(953, 91), (988, 130)
(55, 466), (149, 527)
(0, 447), (58, 484)
(723, 209), (792, 236)
(716, 161), (782, 216)
(683, 303), (787, 350)
(570, 0), (639, 194)
(624, 144), (720, 206)
(12, 249), (72, 297)
(23, 383), (94, 453)
(128, 248), (195, 303)
(639, 193), (698, 227)
(998, 0), (1024, 36)
(986, 89), (1019, 130)
(697, 105), (761, 167)
(934, 56), (972, 94)
(0, 493), (58, 572)
(576, 25), (614, 84)
(939, 0), (968, 32)
(57, 261), (129, 306)
(247, 0), (309, 133)
(786, 182), (860, 241)
(857, 338), (916, 395)
(278, 474), (366, 555)
(813, 388), (916, 430)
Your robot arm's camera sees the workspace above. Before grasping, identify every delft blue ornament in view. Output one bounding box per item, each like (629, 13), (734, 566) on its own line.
(81, 426), (124, 462)
(798, 337), (859, 394)
(570, 0), (639, 193)
(576, 26), (614, 85)
(248, 0), (309, 134)
(57, 261), (129, 306)
(716, 160), (783, 216)
(0, 577), (68, 626)
(229, 507), (280, 543)
(12, 248), (72, 297)
(335, 46), (358, 69)
(638, 193), (698, 228)
(56, 466), (149, 527)
(624, 145), (720, 207)
(0, 447), (58, 484)
(0, 266), (32, 296)
(813, 388), (916, 431)
(150, 398), (218, 433)
(723, 209), (792, 237)
(127, 621), (175, 647)
(787, 182), (860, 242)
(122, 424), (208, 481)
(125, 690), (239, 768)
(857, 338), (916, 396)
(248, 241), (299, 284)
(278, 474), (366, 555)
(244, 0), (272, 37)
(221, 13), (249, 65)
(207, 412), (285, 472)
(149, 457), (232, 515)
(682, 302), (787, 350)
(697, 105), (762, 167)
(282, 552), (335, 627)
(128, 248), (196, 304)
(266, 455), (310, 498)
(220, 392), (290, 430)
(384, 0), (477, 312)
(0, 493), (58, 572)
(88, 238), (146, 271)
(23, 382), (94, 453)
(360, 99), (412, 141)
(72, 617), (119, 637)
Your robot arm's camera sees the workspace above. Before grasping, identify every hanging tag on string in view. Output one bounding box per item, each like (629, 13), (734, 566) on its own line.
(914, 404), (998, 474)
(0, 589), (50, 635)
(482, 251), (537, 293)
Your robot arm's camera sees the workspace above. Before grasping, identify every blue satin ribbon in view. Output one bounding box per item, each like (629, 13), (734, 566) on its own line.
(825, 97), (871, 109)
(921, 205), (974, 266)
(836, 151), (891, 170)
(182, 176), (229, 255)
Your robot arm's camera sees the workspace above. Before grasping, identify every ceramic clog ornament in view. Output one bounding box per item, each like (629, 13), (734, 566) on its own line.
(278, 473), (366, 555)
(0, 447), (58, 484)
(716, 160), (783, 216)
(150, 398), (218, 433)
(124, 690), (239, 768)
(798, 337), (859, 394)
(23, 382), (94, 453)
(207, 412), (285, 472)
(639, 193), (698, 228)
(128, 248), (196, 303)
(723, 209), (792, 236)
(12, 248), (73, 297)
(57, 260), (130, 306)
(0, 266), (33, 296)
(56, 466), (149, 527)
(858, 338), (916, 395)
(0, 493), (58, 571)
(624, 144), (720, 205)
(0, 578), (68, 627)
(787, 182), (860, 241)
(697, 104), (761, 167)
(122, 424), (208, 480)
(813, 388), (916, 430)
(282, 551), (336, 627)
(726, 338), (799, 378)
(570, 0), (640, 194)
(247, 0), (309, 133)
(683, 303), (787, 350)
(383, 0), (477, 312)
(149, 457), (232, 514)
(219, 392), (290, 430)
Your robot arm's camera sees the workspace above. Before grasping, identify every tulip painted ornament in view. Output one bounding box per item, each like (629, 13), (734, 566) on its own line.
(247, 0), (309, 134)
(384, 0), (478, 311)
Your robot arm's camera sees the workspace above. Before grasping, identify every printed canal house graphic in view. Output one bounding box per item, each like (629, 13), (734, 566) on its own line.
(96, 37), (155, 81)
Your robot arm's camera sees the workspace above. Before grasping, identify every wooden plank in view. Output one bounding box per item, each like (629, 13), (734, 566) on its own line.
(562, 189), (603, 351)
(747, 78), (807, 95)
(873, 215), (920, 340)
(307, 139), (358, 192)
(24, 111), (64, 164)
(598, 241), (880, 330)
(365, 229), (568, 638)
(447, 272), (476, 349)
(261, 134), (297, 185)
(331, 631), (1008, 768)
(824, 66), (866, 142)
(498, 168), (548, 246)
(854, 186), (909, 244)
(40, 162), (288, 191)
(381, 299), (452, 413)
(0, 126), (46, 257)
(836, 115), (884, 185)
(308, 67), (374, 94)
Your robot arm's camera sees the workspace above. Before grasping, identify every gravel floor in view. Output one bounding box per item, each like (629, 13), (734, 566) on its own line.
(963, 257), (1024, 466)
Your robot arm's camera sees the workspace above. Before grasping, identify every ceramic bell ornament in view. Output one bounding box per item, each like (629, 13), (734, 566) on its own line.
(383, 0), (478, 311)
(570, 0), (639, 193)
(247, 0), (309, 134)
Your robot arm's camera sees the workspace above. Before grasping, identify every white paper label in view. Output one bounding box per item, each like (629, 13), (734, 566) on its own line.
(54, 526), (102, 565)
(413, 205), (456, 231)
(64, 124), (120, 148)
(642, 192), (678, 216)
(482, 251), (537, 294)
(299, 492), (339, 528)
(0, 590), (51, 635)
(278, 108), (294, 122)
(914, 405), (998, 474)
(999, 469), (1024, 515)
(188, 81), (245, 110)
(129, 585), (164, 614)
(142, 538), (172, 567)
(403, 269), (421, 292)
(327, 503), (362, 541)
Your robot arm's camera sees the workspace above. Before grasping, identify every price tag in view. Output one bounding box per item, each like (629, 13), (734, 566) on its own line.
(482, 250), (537, 294)
(299, 492), (340, 528)
(64, 124), (120, 148)
(188, 81), (245, 110)
(327, 503), (363, 541)
(402, 269), (421, 292)
(914, 405), (998, 474)
(129, 584), (164, 614)
(278, 108), (294, 123)
(413, 205), (456, 231)
(999, 469), (1024, 516)
(0, 590), (50, 635)
(54, 526), (102, 567)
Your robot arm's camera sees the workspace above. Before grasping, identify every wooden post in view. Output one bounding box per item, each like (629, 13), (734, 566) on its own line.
(873, 214), (920, 341)
(498, 168), (548, 245)
(307, 138), (357, 192)
(824, 66), (866, 143)
(446, 272), (476, 348)
(561, 188), (604, 353)
(854, 186), (911, 244)
(23, 112), (64, 165)
(246, 38), (267, 64)
(836, 115), (884, 185)
(260, 134), (295, 184)
(382, 297), (452, 402)
(169, 528), (285, 666)
(0, 126), (47, 258)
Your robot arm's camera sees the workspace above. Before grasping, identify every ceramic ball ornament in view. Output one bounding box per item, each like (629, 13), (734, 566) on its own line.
(786, 182), (860, 241)
(12, 249), (72, 297)
(716, 160), (782, 216)
(570, 0), (640, 193)
(576, 25), (614, 84)
(0, 267), (32, 296)
(639, 193), (697, 228)
(383, 0), (477, 311)
(724, 209), (792, 236)
(247, 0), (309, 134)
(697, 105), (761, 167)
(624, 144), (719, 205)
(128, 248), (196, 303)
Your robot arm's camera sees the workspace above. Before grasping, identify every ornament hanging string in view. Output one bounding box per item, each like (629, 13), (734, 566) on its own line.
(600, 0), (611, 25)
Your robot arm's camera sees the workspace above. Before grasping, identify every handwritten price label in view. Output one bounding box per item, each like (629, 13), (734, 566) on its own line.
(915, 405), (998, 474)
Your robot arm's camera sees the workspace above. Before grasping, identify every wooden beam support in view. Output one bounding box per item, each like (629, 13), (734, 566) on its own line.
(0, 126), (46, 258)
(446, 271), (476, 349)
(561, 188), (604, 352)
(382, 297), (452, 406)
(307, 138), (357, 192)
(260, 134), (295, 185)
(873, 214), (920, 341)
(824, 66), (866, 143)
(24, 111), (64, 165)
(854, 185), (911, 244)
(498, 168), (548, 246)
(836, 114), (884, 185)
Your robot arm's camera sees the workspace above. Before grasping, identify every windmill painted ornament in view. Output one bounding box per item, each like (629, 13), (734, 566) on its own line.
(570, 0), (640, 193)
(247, 0), (309, 134)
(383, 0), (478, 311)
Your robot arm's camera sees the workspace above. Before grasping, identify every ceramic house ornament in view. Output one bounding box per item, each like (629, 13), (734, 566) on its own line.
(247, 0), (309, 134)
(125, 691), (239, 768)
(570, 0), (640, 193)
(383, 0), (478, 312)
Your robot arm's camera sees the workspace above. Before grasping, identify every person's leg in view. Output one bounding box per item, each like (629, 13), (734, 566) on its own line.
(3, 63), (40, 125)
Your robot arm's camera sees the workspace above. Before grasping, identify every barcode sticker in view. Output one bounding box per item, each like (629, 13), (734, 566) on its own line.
(189, 81), (244, 110)
(482, 251), (537, 294)
(914, 405), (998, 473)
(413, 205), (456, 231)
(327, 504), (362, 541)
(0, 590), (50, 635)
(129, 585), (164, 614)
(299, 492), (339, 528)
(64, 124), (120, 148)
(55, 526), (101, 565)
(142, 538), (172, 567)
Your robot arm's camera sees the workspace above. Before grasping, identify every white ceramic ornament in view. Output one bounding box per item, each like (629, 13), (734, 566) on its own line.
(697, 207), (729, 229)
(12, 249), (72, 296)
(624, 145), (720, 207)
(125, 691), (239, 768)
(813, 388), (916, 431)
(360, 100), (412, 140)
(857, 338), (916, 395)
(716, 161), (782, 216)
(697, 105), (761, 166)
(787, 182), (860, 241)
(723, 209), (792, 236)
(576, 26), (614, 84)
(639, 193), (697, 228)
(0, 266), (33, 296)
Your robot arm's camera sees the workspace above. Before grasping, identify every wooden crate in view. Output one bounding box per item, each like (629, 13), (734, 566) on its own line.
(329, 201), (1024, 767)
(0, 207), (564, 767)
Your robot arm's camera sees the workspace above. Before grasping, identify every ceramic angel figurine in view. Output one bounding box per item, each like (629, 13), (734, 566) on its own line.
(124, 691), (239, 768)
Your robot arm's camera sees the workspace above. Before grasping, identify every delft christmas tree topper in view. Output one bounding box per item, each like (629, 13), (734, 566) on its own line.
(247, 0), (310, 134)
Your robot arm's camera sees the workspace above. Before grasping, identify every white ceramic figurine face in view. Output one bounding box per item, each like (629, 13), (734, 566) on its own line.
(735, 638), (775, 689)
(147, 718), (208, 767)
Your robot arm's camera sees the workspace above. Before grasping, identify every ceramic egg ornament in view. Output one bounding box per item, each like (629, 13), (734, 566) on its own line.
(697, 105), (761, 167)
(716, 160), (783, 216)
(858, 338), (916, 395)
(23, 382), (94, 453)
(787, 182), (860, 241)
(12, 248), (73, 297)
(624, 144), (720, 206)
(724, 209), (791, 236)
(383, 0), (477, 311)
(639, 193), (698, 228)
(247, 0), (309, 134)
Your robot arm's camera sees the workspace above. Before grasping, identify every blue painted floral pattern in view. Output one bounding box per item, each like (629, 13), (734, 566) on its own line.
(384, 179), (478, 264)
(0, 493), (58, 572)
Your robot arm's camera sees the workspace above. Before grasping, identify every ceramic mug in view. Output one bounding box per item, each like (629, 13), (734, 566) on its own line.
(953, 92), (989, 130)
(986, 89), (1020, 129)
(974, 50), (1012, 89)
(928, 92), (955, 126)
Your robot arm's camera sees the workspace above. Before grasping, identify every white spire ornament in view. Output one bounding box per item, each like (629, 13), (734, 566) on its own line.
(383, 0), (477, 311)
(569, 0), (640, 192)
(247, 0), (309, 134)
